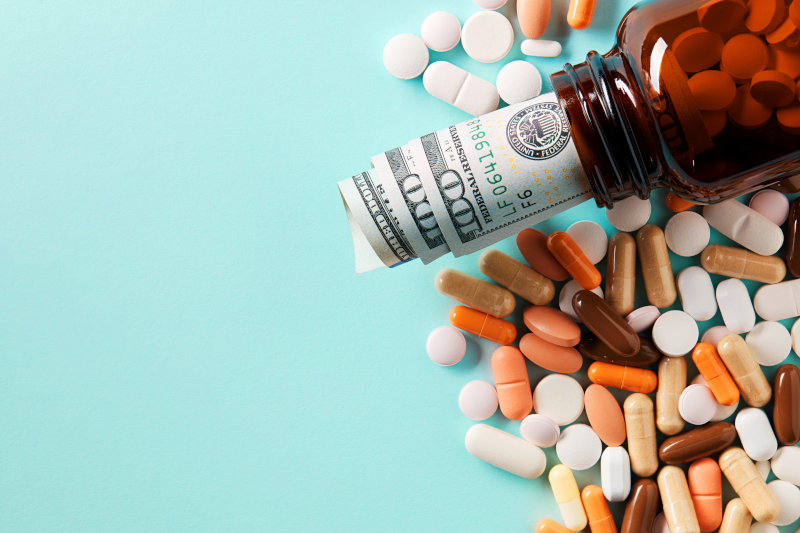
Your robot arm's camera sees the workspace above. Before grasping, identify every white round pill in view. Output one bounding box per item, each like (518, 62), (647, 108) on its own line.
(750, 189), (790, 226)
(792, 318), (800, 355)
(421, 12), (461, 53)
(520, 413), (560, 447)
(605, 196), (652, 232)
(665, 211), (710, 257)
(746, 321), (792, 366)
(496, 61), (542, 104)
(556, 424), (602, 470)
(559, 279), (603, 322)
(521, 39), (562, 57)
(566, 220), (608, 264)
(692, 375), (739, 421)
(772, 446), (800, 485)
(756, 460), (771, 481)
(652, 310), (699, 356)
(653, 513), (670, 533)
(474, 0), (507, 8)
(533, 374), (584, 426)
(426, 326), (466, 365)
(383, 34), (429, 80)
(749, 523), (778, 533)
(768, 480), (800, 525)
(461, 11), (514, 63)
(458, 380), (498, 420)
(626, 306), (661, 333)
(701, 325), (732, 348)
(679, 384), (718, 425)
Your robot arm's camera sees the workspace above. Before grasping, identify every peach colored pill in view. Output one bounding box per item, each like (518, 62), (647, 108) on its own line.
(777, 102), (800, 133)
(767, 41), (800, 78)
(667, 193), (695, 213)
(745, 0), (785, 34)
(698, 0), (747, 32)
(721, 34), (769, 82)
(450, 305), (516, 345)
(588, 361), (658, 394)
(585, 384), (627, 447)
(689, 71), (736, 112)
(791, 0), (800, 27)
(517, 228), (569, 281)
(547, 231), (602, 290)
(537, 518), (574, 533)
(491, 346), (533, 420)
(519, 332), (583, 373)
(523, 305), (581, 347)
(701, 110), (728, 137)
(689, 458), (723, 533)
(674, 28), (724, 73)
(517, 0), (550, 39)
(750, 69), (796, 107)
(567, 0), (596, 30)
(728, 83), (773, 129)
(767, 17), (800, 45)
(582, 484), (618, 533)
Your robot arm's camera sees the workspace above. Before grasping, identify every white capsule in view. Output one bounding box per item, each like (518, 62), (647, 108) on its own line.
(521, 38), (562, 57)
(736, 408), (778, 461)
(423, 61), (499, 116)
(754, 278), (800, 321)
(677, 266), (718, 321)
(716, 278), (756, 333)
(601, 446), (632, 502)
(703, 201), (783, 256)
(465, 424), (546, 478)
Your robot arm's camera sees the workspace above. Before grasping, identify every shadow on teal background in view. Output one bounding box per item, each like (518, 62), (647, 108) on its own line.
(2, 1), (799, 532)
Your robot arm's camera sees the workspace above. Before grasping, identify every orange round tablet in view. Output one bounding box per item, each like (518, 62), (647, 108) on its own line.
(689, 70), (737, 111)
(728, 82), (774, 128)
(767, 17), (800, 45)
(768, 41), (800, 78)
(750, 69), (796, 107)
(721, 34), (769, 81)
(777, 102), (800, 133)
(673, 28), (725, 72)
(523, 305), (581, 347)
(745, 0), (785, 34)
(519, 332), (583, 373)
(791, 0), (800, 29)
(698, 0), (748, 32)
(701, 110), (728, 136)
(584, 384), (626, 447)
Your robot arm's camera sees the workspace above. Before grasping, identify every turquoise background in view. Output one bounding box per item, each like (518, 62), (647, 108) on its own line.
(2, 1), (800, 532)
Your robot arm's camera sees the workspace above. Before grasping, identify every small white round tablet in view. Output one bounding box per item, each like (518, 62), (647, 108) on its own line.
(652, 513), (669, 533)
(665, 211), (710, 257)
(750, 189), (790, 226)
(496, 61), (542, 104)
(383, 34), (429, 80)
(652, 310), (699, 356)
(520, 413), (560, 447)
(679, 384), (718, 425)
(566, 220), (608, 264)
(768, 480), (800, 525)
(474, 0), (507, 9)
(426, 326), (466, 365)
(556, 423), (602, 470)
(533, 374), (584, 426)
(701, 326), (732, 348)
(559, 280), (603, 322)
(521, 39), (562, 57)
(756, 460), (771, 481)
(626, 306), (661, 333)
(605, 196), (651, 232)
(717, 278), (756, 334)
(461, 11), (514, 64)
(746, 321), (792, 366)
(421, 12), (461, 53)
(458, 380), (498, 420)
(772, 446), (800, 485)
(692, 375), (739, 421)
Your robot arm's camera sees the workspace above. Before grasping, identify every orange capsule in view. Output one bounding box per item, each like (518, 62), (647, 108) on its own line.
(692, 343), (740, 406)
(582, 484), (618, 533)
(492, 346), (533, 420)
(450, 305), (516, 345)
(666, 193), (694, 212)
(537, 519), (574, 533)
(547, 231), (602, 290)
(588, 361), (657, 393)
(689, 458), (723, 533)
(567, 0), (596, 29)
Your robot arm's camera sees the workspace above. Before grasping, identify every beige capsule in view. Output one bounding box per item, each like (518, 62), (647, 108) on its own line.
(435, 268), (515, 318)
(478, 249), (555, 306)
(605, 232), (637, 316)
(701, 244), (786, 284)
(719, 498), (752, 533)
(716, 334), (771, 407)
(718, 447), (780, 523)
(656, 356), (687, 436)
(637, 225), (677, 308)
(624, 393), (658, 477)
(658, 466), (701, 533)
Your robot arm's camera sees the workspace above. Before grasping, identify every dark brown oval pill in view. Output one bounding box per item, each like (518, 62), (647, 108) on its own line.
(573, 290), (640, 357)
(621, 478), (660, 533)
(773, 364), (800, 445)
(578, 334), (660, 367)
(659, 422), (737, 465)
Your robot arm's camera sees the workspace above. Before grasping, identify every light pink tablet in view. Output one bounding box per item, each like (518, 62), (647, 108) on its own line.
(679, 384), (718, 425)
(749, 189), (790, 226)
(458, 380), (498, 420)
(700, 326), (732, 348)
(520, 413), (560, 447)
(625, 306), (661, 333)
(426, 326), (466, 366)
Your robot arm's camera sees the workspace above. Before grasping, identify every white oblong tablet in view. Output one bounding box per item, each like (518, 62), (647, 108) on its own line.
(383, 34), (429, 80)
(754, 279), (800, 321)
(423, 61), (499, 117)
(520, 413), (560, 448)
(559, 279), (603, 322)
(521, 39), (562, 57)
(652, 310), (699, 356)
(461, 11), (514, 63)
(665, 211), (711, 257)
(746, 321), (791, 366)
(771, 446), (800, 485)
(426, 326), (466, 365)
(465, 424), (546, 478)
(653, 513), (670, 533)
(605, 196), (651, 232)
(768, 480), (800, 525)
(421, 11), (461, 52)
(736, 408), (778, 461)
(703, 201), (784, 256)
(556, 423), (602, 470)
(474, 0), (507, 9)
(601, 446), (631, 502)
(459, 380), (498, 420)
(692, 375), (739, 421)
(716, 278), (756, 334)
(566, 220), (608, 264)
(756, 460), (771, 481)
(533, 374), (584, 425)
(626, 306), (661, 333)
(679, 384), (718, 425)
(750, 189), (790, 226)
(677, 266), (718, 321)
(701, 325), (732, 348)
(496, 60), (542, 105)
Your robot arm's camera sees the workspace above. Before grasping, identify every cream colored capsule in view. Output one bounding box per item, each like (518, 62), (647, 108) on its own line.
(624, 393), (658, 477)
(434, 268), (515, 318)
(478, 249), (555, 306)
(701, 244), (786, 285)
(718, 447), (780, 523)
(719, 498), (752, 533)
(637, 225), (677, 308)
(550, 464), (589, 531)
(658, 465), (701, 533)
(657, 356), (687, 436)
(716, 334), (771, 407)
(606, 232), (636, 316)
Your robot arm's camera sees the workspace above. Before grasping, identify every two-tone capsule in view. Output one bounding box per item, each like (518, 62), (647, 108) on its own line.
(589, 362), (657, 393)
(701, 244), (786, 284)
(550, 464), (588, 531)
(716, 334), (771, 407)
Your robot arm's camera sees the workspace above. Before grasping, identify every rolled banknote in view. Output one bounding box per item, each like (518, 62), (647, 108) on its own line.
(338, 92), (593, 273)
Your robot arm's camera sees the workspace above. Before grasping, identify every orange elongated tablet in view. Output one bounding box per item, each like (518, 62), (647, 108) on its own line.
(666, 192), (695, 213)
(674, 28), (725, 72)
(692, 343), (740, 406)
(450, 305), (516, 345)
(546, 231), (602, 290)
(688, 458), (723, 533)
(701, 110), (728, 136)
(777, 101), (800, 133)
(750, 69), (796, 107)
(767, 16), (800, 45)
(585, 384), (626, 447)
(523, 305), (581, 347)
(728, 83), (773, 128)
(721, 34), (769, 82)
(537, 519), (574, 533)
(588, 361), (658, 393)
(698, 0), (748, 32)
(519, 332), (583, 373)
(689, 71), (737, 111)
(767, 41), (800, 78)
(491, 346), (533, 420)
(517, 229), (569, 282)
(745, 0), (785, 34)
(518, 0), (551, 39)
(582, 484), (618, 533)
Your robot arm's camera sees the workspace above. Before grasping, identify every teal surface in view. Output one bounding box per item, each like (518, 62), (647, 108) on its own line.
(3, 1), (800, 532)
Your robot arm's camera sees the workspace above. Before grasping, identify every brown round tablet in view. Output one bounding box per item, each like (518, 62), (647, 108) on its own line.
(519, 332), (583, 373)
(701, 109), (728, 136)
(673, 28), (725, 72)
(688, 70), (737, 111)
(584, 384), (627, 447)
(698, 0), (748, 32)
(523, 305), (581, 347)
(750, 69), (796, 106)
(767, 17), (800, 45)
(516, 228), (569, 281)
(728, 82), (774, 128)
(721, 34), (769, 81)
(745, 0), (785, 34)
(777, 102), (800, 133)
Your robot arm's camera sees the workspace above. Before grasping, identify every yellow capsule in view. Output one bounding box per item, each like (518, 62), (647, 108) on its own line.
(656, 356), (687, 436)
(716, 334), (771, 407)
(719, 498), (752, 533)
(549, 465), (588, 531)
(718, 447), (780, 523)
(435, 268), (515, 318)
(658, 466), (700, 533)
(624, 393), (658, 477)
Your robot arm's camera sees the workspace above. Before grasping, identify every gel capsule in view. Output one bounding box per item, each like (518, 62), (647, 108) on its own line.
(637, 225), (677, 308)
(656, 356), (687, 436)
(449, 305), (516, 345)
(589, 361), (657, 393)
(773, 364), (800, 445)
(659, 422), (737, 465)
(620, 479), (660, 533)
(716, 334), (771, 407)
(689, 458), (723, 532)
(547, 231), (602, 290)
(435, 268), (515, 317)
(606, 232), (637, 317)
(718, 447), (781, 523)
(491, 346), (533, 420)
(582, 484), (617, 533)
(478, 249), (555, 305)
(537, 519), (574, 533)
(701, 244), (786, 284)
(578, 334), (660, 367)
(573, 290), (640, 357)
(550, 464), (588, 531)
(692, 343), (740, 406)
(658, 466), (701, 533)
(624, 393), (658, 477)
(719, 498), (752, 533)
(567, 0), (596, 29)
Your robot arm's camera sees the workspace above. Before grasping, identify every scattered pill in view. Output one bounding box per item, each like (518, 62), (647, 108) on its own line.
(423, 61), (500, 116)
(653, 310), (699, 356)
(719, 498), (753, 533)
(383, 34), (429, 80)
(465, 423), (546, 478)
(749, 189), (789, 226)
(697, 0), (747, 32)
(550, 464), (589, 530)
(496, 60), (542, 104)
(689, 458), (724, 533)
(674, 28), (725, 72)
(767, 40), (800, 78)
(524, 305), (581, 347)
(659, 422), (737, 465)
(692, 343), (739, 407)
(589, 361), (658, 393)
(754, 278), (800, 321)
(520, 332), (583, 373)
(657, 355), (688, 436)
(559, 279), (603, 322)
(520, 413), (561, 447)
(578, 334), (661, 367)
(721, 34), (769, 82)
(521, 39), (562, 57)
(771, 446), (800, 485)
(750, 70), (796, 108)
(653, 513), (670, 533)
(626, 306), (661, 333)
(745, 321), (791, 366)
(667, 193), (695, 213)
(689, 71), (737, 112)
(548, 231), (603, 289)
(621, 479), (660, 533)
(701, 244), (786, 284)
(719, 447), (781, 523)
(605, 232), (637, 317)
(538, 519), (574, 533)
(474, 0), (507, 8)
(637, 225), (677, 308)
(677, 267), (718, 321)
(777, 101), (800, 134)
(659, 465), (701, 533)
(426, 325), (467, 366)
(756, 461), (771, 481)
(728, 83), (774, 129)
(702, 110), (728, 137)
(421, 11), (461, 52)
(745, 0), (785, 34)
(767, 480), (800, 525)
(435, 267), (515, 318)
(624, 393), (658, 477)
(450, 305), (517, 345)
(557, 424), (603, 471)
(517, 0), (550, 39)
(459, 380), (499, 420)
(583, 484), (617, 533)
(517, 228), (569, 281)
(601, 447), (632, 502)
(748, 524), (777, 533)
(533, 374), (585, 425)
(492, 346), (533, 420)
(574, 290), (640, 357)
(717, 334), (772, 407)
(680, 384), (719, 425)
(692, 375), (740, 421)
(701, 326), (732, 347)
(478, 249), (554, 305)
(568, 0), (597, 29)
(461, 11), (514, 63)
(665, 212), (710, 257)
(605, 195), (651, 232)
(585, 384), (627, 447)
(567, 220), (608, 264)
(716, 278), (756, 334)
(773, 364), (800, 445)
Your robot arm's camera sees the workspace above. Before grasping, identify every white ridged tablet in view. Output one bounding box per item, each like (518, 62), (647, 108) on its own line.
(716, 278), (756, 333)
(746, 321), (791, 366)
(768, 480), (800, 525)
(556, 424), (602, 470)
(520, 414), (560, 448)
(465, 424), (546, 478)
(423, 61), (499, 116)
(679, 384), (717, 425)
(754, 279), (800, 321)
(652, 310), (699, 356)
(421, 11), (461, 52)
(665, 211), (710, 257)
(703, 201), (783, 256)
(383, 34), (429, 80)
(496, 61), (542, 104)
(692, 375), (739, 421)
(601, 446), (631, 502)
(605, 196), (651, 232)
(771, 446), (800, 485)
(736, 408), (778, 461)
(461, 11), (514, 63)
(677, 266), (718, 321)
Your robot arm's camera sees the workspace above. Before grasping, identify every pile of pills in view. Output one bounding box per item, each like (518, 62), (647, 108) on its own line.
(425, 190), (800, 531)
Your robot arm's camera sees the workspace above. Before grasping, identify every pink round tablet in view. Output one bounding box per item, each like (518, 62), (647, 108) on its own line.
(458, 380), (498, 420)
(520, 413), (560, 447)
(625, 306), (661, 333)
(421, 11), (461, 53)
(701, 325), (732, 348)
(749, 189), (790, 226)
(679, 384), (718, 425)
(426, 326), (466, 366)
(523, 306), (581, 347)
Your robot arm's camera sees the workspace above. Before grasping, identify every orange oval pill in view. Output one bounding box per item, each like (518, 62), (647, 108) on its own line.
(767, 41), (800, 78)
(491, 346), (533, 420)
(751, 69), (796, 107)
(582, 484), (618, 533)
(692, 343), (740, 406)
(674, 28), (725, 72)
(777, 101), (800, 133)
(689, 70), (737, 111)
(546, 231), (602, 290)
(450, 305), (516, 345)
(517, 228), (569, 282)
(588, 361), (658, 393)
(519, 332), (583, 373)
(666, 192), (695, 213)
(745, 0), (785, 34)
(688, 458), (723, 532)
(728, 82), (774, 128)
(767, 16), (800, 45)
(701, 110), (728, 136)
(518, 0), (551, 39)
(523, 305), (581, 347)
(721, 34), (769, 82)
(698, 0), (748, 32)
(585, 384), (626, 447)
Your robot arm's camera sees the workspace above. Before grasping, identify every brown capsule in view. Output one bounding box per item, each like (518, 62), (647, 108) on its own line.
(787, 197), (800, 278)
(716, 334), (772, 408)
(573, 290), (640, 357)
(659, 422), (737, 465)
(700, 244), (786, 284)
(606, 232), (636, 317)
(621, 479), (660, 533)
(577, 333), (660, 367)
(435, 268), (515, 318)
(773, 364), (800, 445)
(637, 225), (676, 308)
(656, 356), (687, 436)
(478, 249), (555, 306)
